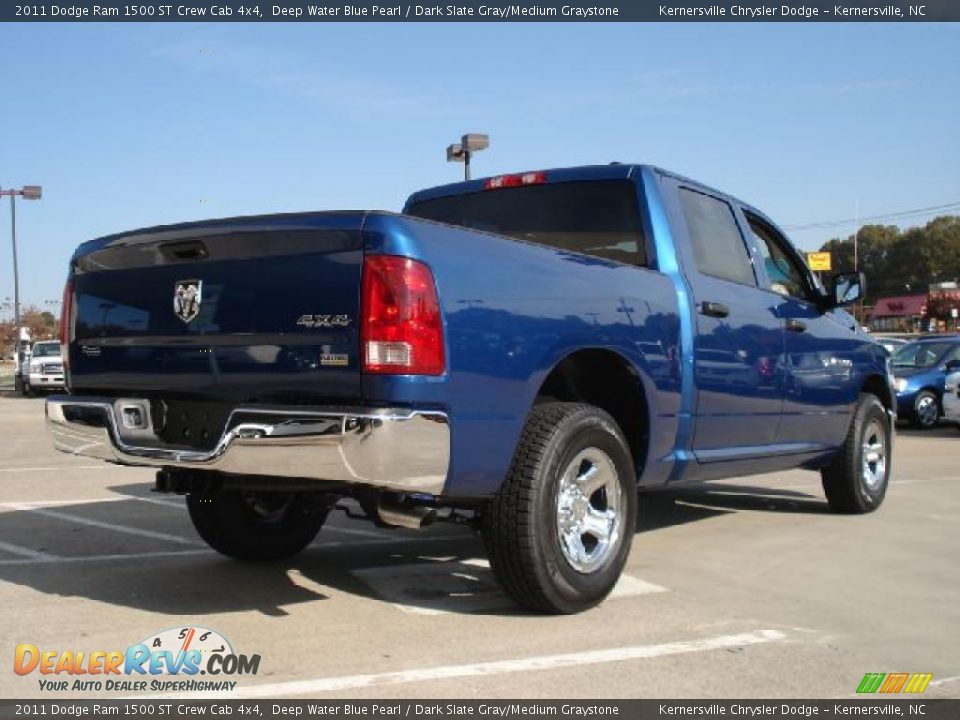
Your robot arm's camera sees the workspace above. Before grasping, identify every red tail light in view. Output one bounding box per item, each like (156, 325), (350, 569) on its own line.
(60, 279), (73, 371)
(361, 255), (445, 376)
(484, 171), (547, 190)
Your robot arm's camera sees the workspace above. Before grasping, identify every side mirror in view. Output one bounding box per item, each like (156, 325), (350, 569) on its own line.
(829, 271), (866, 308)
(945, 359), (960, 373)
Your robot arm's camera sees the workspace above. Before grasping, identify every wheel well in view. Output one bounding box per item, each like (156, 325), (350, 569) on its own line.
(861, 374), (894, 411)
(537, 349), (648, 471)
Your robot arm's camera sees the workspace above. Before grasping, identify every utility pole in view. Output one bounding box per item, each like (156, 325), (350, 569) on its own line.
(11, 194), (18, 330)
(0, 185), (43, 386)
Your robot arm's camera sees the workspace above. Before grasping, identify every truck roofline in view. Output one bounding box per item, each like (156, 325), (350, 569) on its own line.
(404, 163), (772, 233)
(404, 163), (640, 209)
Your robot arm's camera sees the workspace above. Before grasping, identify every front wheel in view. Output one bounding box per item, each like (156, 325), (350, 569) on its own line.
(483, 402), (637, 614)
(187, 490), (331, 561)
(821, 394), (892, 514)
(911, 390), (940, 429)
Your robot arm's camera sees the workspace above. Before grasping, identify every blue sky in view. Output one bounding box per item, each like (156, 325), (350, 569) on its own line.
(1, 22), (958, 309)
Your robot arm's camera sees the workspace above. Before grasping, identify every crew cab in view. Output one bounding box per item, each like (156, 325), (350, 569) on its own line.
(46, 165), (894, 613)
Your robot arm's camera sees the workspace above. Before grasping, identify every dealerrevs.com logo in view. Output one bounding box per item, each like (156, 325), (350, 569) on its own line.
(14, 626), (261, 694)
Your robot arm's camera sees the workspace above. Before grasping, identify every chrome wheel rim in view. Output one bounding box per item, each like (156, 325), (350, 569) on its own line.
(861, 420), (887, 491)
(916, 395), (938, 426)
(555, 447), (623, 574)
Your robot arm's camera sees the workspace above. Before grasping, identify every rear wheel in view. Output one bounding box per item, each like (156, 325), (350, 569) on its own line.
(187, 490), (331, 561)
(821, 394), (891, 514)
(483, 402), (637, 614)
(911, 390), (940, 429)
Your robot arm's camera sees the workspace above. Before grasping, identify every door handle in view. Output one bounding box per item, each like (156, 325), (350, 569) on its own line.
(700, 301), (730, 318)
(785, 319), (807, 333)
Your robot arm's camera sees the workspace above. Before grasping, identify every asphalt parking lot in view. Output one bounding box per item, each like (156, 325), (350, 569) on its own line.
(0, 393), (957, 700)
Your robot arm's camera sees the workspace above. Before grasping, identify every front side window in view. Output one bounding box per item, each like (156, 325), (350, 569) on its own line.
(746, 214), (815, 303)
(678, 188), (756, 286)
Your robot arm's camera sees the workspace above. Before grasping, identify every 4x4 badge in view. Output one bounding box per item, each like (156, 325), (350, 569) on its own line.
(174, 280), (203, 324)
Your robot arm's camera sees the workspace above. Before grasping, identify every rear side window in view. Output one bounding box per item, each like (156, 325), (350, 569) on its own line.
(407, 180), (647, 267)
(679, 188), (756, 286)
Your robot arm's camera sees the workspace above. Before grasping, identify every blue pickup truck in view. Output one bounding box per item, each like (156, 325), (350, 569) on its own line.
(47, 164), (894, 613)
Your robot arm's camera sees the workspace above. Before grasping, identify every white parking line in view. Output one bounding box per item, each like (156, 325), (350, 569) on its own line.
(354, 558), (667, 615)
(0, 465), (107, 473)
(0, 497), (128, 510)
(0, 539), (60, 561)
(0, 549), (212, 566)
(324, 525), (396, 539)
(150, 629), (787, 699)
(129, 495), (185, 509)
(0, 496), (183, 512)
(0, 532), (475, 566)
(929, 675), (960, 688)
(308, 534), (472, 550)
(0, 502), (201, 546)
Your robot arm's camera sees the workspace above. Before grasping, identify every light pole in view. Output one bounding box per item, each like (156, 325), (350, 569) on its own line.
(1, 185), (42, 332)
(1, 185), (42, 386)
(446, 133), (489, 181)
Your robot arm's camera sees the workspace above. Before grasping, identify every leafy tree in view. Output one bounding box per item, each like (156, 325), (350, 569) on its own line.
(0, 305), (59, 352)
(926, 294), (960, 323)
(818, 215), (960, 303)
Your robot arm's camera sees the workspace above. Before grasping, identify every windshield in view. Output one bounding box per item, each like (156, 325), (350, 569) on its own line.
(31, 343), (61, 358)
(891, 341), (952, 369)
(407, 180), (647, 267)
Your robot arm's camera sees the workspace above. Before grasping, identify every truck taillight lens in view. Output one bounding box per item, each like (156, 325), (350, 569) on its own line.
(59, 279), (73, 362)
(361, 255), (445, 376)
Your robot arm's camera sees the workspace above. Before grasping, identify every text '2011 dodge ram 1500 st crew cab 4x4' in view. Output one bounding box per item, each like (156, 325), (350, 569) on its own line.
(46, 164), (894, 614)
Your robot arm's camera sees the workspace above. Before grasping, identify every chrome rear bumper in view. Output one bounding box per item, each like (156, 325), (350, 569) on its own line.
(45, 395), (449, 495)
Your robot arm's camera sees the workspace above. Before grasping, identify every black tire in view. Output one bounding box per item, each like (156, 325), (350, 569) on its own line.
(910, 390), (940, 429)
(187, 490), (331, 561)
(821, 394), (891, 514)
(483, 402), (637, 614)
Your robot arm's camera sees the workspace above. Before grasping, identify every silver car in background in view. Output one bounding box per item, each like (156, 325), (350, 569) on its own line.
(944, 371), (960, 430)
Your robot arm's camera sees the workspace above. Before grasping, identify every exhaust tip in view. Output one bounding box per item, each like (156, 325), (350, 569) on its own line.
(377, 496), (436, 530)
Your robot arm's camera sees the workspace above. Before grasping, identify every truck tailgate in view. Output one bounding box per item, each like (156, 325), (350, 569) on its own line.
(68, 213), (365, 406)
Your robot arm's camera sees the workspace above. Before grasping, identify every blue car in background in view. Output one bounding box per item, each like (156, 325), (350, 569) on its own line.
(891, 337), (960, 428)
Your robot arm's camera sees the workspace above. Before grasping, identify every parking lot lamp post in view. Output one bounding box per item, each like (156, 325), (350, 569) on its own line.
(0, 185), (43, 336)
(446, 133), (489, 181)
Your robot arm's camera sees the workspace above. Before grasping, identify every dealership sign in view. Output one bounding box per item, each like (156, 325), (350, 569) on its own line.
(806, 252), (832, 272)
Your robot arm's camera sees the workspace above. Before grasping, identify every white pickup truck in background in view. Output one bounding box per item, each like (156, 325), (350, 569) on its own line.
(22, 340), (65, 396)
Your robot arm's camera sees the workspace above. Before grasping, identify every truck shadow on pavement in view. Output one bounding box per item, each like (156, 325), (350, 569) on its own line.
(0, 480), (826, 618)
(663, 483), (831, 515)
